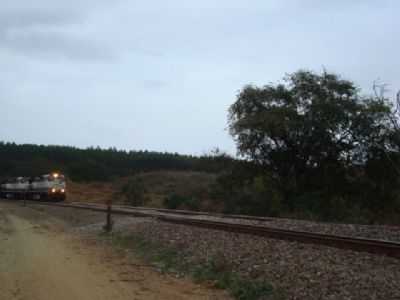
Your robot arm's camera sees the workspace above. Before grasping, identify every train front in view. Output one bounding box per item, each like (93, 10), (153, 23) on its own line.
(47, 173), (66, 201)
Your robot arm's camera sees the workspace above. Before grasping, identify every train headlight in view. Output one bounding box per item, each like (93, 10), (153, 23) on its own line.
(53, 173), (59, 178)
(61, 189), (65, 193)
(51, 188), (56, 193)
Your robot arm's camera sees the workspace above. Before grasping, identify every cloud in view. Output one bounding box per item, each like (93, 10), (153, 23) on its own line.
(142, 79), (167, 90)
(0, 11), (76, 31)
(0, 3), (114, 62)
(1, 29), (113, 61)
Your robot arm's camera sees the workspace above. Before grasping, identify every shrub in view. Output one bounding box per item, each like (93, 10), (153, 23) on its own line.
(163, 194), (185, 209)
(121, 178), (146, 206)
(163, 194), (200, 210)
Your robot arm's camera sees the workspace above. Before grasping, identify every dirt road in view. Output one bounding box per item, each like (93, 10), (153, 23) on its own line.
(0, 203), (228, 300)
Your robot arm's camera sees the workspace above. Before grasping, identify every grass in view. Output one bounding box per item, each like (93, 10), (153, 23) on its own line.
(191, 259), (276, 300)
(105, 233), (188, 274)
(102, 232), (284, 300)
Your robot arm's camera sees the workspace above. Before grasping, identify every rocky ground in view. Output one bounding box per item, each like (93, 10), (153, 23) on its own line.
(23, 202), (400, 300)
(122, 220), (400, 300)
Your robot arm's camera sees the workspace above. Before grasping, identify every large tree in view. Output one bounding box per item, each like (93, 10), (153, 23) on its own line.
(228, 70), (397, 210)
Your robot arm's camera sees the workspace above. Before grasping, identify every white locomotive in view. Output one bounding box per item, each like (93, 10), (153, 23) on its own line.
(0, 173), (66, 201)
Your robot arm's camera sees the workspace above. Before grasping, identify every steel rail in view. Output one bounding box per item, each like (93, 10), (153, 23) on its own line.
(6, 199), (400, 259)
(92, 203), (274, 222)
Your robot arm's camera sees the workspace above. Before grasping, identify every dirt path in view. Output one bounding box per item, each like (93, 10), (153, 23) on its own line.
(0, 203), (228, 300)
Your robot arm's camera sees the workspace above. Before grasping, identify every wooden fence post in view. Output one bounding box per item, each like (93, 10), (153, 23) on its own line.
(105, 199), (113, 232)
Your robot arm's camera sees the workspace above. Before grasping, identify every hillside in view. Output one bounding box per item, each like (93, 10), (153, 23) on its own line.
(66, 171), (218, 210)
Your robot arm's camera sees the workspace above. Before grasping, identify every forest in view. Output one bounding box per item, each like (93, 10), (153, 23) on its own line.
(0, 142), (231, 181)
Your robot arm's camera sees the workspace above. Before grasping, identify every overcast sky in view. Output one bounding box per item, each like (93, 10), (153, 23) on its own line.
(1, 1), (399, 155)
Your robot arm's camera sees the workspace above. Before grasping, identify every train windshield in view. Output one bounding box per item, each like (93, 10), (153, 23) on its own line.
(41, 174), (65, 182)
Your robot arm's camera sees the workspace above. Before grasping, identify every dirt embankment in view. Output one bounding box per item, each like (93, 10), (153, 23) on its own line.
(0, 202), (229, 300)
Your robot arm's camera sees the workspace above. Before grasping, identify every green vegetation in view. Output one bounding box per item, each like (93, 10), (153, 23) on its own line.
(0, 143), (232, 182)
(105, 232), (281, 300)
(221, 69), (400, 223)
(120, 177), (147, 206)
(163, 194), (200, 210)
(109, 233), (182, 274)
(112, 171), (214, 208)
(192, 259), (277, 300)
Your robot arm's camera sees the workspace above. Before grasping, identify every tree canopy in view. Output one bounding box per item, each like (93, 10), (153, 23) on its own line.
(227, 70), (400, 221)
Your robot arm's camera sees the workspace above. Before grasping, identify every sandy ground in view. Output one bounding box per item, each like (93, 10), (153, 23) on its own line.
(0, 202), (229, 300)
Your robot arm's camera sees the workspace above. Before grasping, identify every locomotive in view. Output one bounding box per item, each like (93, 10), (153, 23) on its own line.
(0, 173), (66, 201)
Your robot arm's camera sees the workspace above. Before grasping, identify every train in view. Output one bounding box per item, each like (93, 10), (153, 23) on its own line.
(0, 173), (66, 201)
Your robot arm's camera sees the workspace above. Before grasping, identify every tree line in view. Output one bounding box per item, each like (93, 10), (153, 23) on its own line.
(0, 142), (232, 182)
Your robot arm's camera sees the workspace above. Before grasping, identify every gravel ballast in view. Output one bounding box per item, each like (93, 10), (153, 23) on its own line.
(122, 219), (400, 300)
(189, 215), (400, 242)
(84, 204), (400, 243)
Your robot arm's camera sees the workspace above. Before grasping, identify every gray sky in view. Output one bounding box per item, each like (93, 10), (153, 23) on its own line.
(1, 1), (400, 155)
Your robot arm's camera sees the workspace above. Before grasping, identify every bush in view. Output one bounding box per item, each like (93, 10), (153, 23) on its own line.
(121, 178), (146, 206)
(163, 194), (184, 209)
(212, 172), (283, 217)
(163, 194), (200, 210)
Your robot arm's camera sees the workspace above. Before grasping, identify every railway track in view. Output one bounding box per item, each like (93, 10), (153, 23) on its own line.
(96, 203), (274, 222)
(4, 199), (400, 259)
